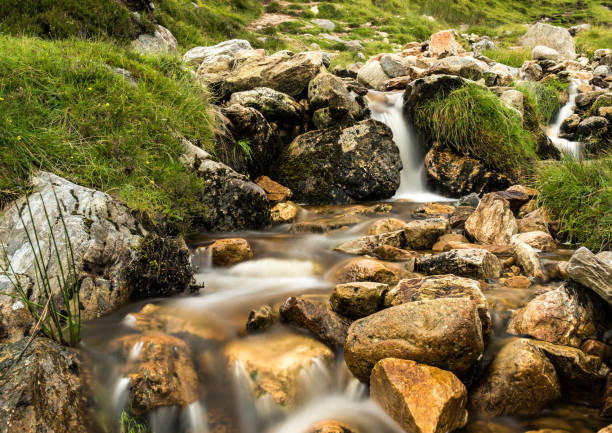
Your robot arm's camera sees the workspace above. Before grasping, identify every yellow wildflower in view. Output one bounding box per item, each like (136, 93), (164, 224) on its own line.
(105, 103), (110, 107)
(16, 136), (21, 141)
(0, 97), (4, 101)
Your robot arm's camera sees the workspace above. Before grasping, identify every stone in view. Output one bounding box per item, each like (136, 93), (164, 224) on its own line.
(111, 332), (199, 415)
(357, 61), (389, 91)
(308, 421), (357, 433)
(311, 19), (335, 31)
(367, 218), (408, 235)
(465, 192), (518, 245)
(271, 202), (298, 224)
(224, 333), (334, 407)
(334, 230), (406, 255)
(581, 339), (612, 361)
(514, 242), (545, 280)
(504, 275), (532, 288)
(280, 296), (352, 349)
(370, 359), (468, 433)
(255, 176), (292, 203)
(413, 203), (456, 216)
(507, 286), (599, 347)
(521, 23), (576, 60)
(210, 238), (253, 266)
(131, 25), (177, 54)
(429, 56), (488, 80)
(0, 337), (97, 433)
(403, 218), (450, 250)
(603, 374), (612, 417)
(522, 61), (544, 81)
(450, 206), (475, 229)
(312, 106), (354, 130)
(567, 247), (612, 307)
(444, 242), (514, 257)
(507, 184), (539, 198)
(500, 89), (525, 116)
(561, 113), (581, 133)
(246, 304), (278, 333)
(380, 54), (409, 78)
(518, 209), (550, 233)
(336, 258), (402, 285)
(229, 87), (305, 121)
(330, 282), (389, 319)
(494, 189), (533, 213)
(432, 233), (469, 252)
(511, 231), (557, 252)
(577, 116), (609, 137)
(415, 248), (502, 279)
(183, 39), (252, 66)
(404, 75), (468, 110)
(470, 338), (561, 416)
(429, 30), (463, 58)
(598, 426), (612, 433)
(532, 45), (562, 61)
(344, 298), (484, 381)
(371, 245), (416, 262)
(308, 72), (353, 111)
(279, 119), (402, 204)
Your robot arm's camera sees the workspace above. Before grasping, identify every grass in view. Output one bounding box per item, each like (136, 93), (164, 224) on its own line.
(576, 25), (612, 57)
(482, 47), (531, 68)
(120, 410), (148, 433)
(535, 156), (612, 252)
(412, 83), (537, 177)
(0, 35), (214, 233)
(515, 77), (566, 125)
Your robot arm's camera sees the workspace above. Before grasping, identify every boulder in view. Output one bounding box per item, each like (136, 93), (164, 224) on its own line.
(415, 249), (502, 279)
(577, 116), (609, 137)
(308, 421), (357, 433)
(255, 176), (292, 203)
(521, 23), (576, 60)
(344, 298), (484, 381)
(561, 113), (581, 134)
(511, 231), (557, 252)
(432, 233), (469, 252)
(567, 247), (612, 307)
(465, 192), (518, 245)
(404, 75), (468, 110)
(334, 230), (405, 256)
(224, 333), (334, 407)
(429, 56), (488, 80)
(229, 87), (305, 122)
(371, 245), (416, 262)
(271, 202), (298, 224)
(429, 30), (463, 58)
(131, 25), (177, 54)
(370, 359), (468, 433)
(532, 45), (562, 61)
(444, 242), (514, 257)
(603, 374), (612, 417)
(246, 304), (278, 333)
(335, 258), (402, 285)
(311, 19), (335, 31)
(308, 72), (353, 112)
(507, 286), (599, 347)
(581, 339), (612, 361)
(450, 206), (475, 229)
(522, 61), (544, 81)
(458, 194), (479, 207)
(413, 203), (456, 216)
(500, 89), (525, 116)
(518, 209), (549, 233)
(504, 275), (532, 288)
(210, 238), (253, 266)
(183, 39), (252, 66)
(0, 337), (97, 433)
(513, 242), (545, 280)
(368, 218), (408, 235)
(357, 61), (389, 91)
(279, 120), (401, 204)
(470, 338), (561, 416)
(403, 218), (450, 250)
(330, 282), (389, 319)
(196, 54), (234, 86)
(280, 296), (352, 349)
(380, 54), (409, 78)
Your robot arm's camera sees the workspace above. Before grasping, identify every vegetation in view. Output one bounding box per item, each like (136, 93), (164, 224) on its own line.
(120, 410), (148, 433)
(515, 78), (567, 125)
(481, 47), (531, 68)
(535, 156), (612, 252)
(412, 83), (537, 176)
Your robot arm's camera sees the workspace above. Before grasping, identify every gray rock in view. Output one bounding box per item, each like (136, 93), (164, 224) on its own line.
(577, 116), (609, 137)
(308, 72), (353, 111)
(415, 248), (502, 279)
(532, 45), (562, 61)
(429, 56), (488, 80)
(458, 193), (480, 207)
(311, 19), (335, 31)
(183, 39), (252, 66)
(229, 87), (305, 121)
(131, 25), (177, 54)
(380, 54), (409, 79)
(568, 247), (612, 307)
(521, 23), (576, 60)
(357, 61), (389, 91)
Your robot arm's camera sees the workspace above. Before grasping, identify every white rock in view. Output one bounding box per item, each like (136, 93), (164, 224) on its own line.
(183, 39), (252, 66)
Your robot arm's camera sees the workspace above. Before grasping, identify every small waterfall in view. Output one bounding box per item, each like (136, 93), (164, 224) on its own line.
(111, 377), (130, 415)
(368, 92), (451, 201)
(547, 80), (584, 157)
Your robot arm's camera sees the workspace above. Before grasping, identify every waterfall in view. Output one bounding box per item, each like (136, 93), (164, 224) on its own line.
(368, 92), (451, 201)
(547, 80), (584, 158)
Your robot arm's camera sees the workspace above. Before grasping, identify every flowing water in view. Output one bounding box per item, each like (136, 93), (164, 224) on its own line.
(547, 80), (584, 158)
(81, 92), (609, 433)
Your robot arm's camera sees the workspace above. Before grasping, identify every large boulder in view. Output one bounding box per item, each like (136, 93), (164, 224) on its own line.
(0, 172), (144, 343)
(465, 193), (518, 245)
(404, 75), (468, 110)
(429, 30), (463, 58)
(357, 61), (389, 91)
(521, 23), (576, 60)
(279, 120), (401, 204)
(344, 298), (484, 382)
(183, 39), (252, 66)
(228, 87), (305, 122)
(415, 249), (502, 279)
(308, 72), (353, 111)
(380, 54), (410, 78)
(0, 337), (97, 433)
(511, 231), (557, 252)
(403, 218), (450, 250)
(330, 282), (389, 320)
(370, 359), (468, 433)
(429, 56), (488, 80)
(567, 247), (612, 307)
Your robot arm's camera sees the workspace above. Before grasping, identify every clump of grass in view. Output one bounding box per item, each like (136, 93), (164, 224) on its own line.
(515, 78), (566, 125)
(534, 156), (612, 252)
(482, 47), (531, 68)
(120, 410), (148, 433)
(575, 25), (612, 57)
(412, 83), (537, 177)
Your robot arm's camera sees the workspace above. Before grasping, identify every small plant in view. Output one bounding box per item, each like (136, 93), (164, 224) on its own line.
(237, 138), (253, 161)
(0, 187), (81, 347)
(120, 410), (148, 433)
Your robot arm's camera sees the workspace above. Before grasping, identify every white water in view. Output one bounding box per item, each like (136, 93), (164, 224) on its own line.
(368, 91), (452, 202)
(547, 80), (584, 158)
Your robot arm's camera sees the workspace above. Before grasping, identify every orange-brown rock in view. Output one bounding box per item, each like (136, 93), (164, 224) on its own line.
(370, 359), (468, 433)
(432, 233), (469, 252)
(443, 241), (514, 256)
(371, 245), (416, 262)
(602, 373), (612, 417)
(507, 184), (539, 198)
(271, 201), (298, 224)
(581, 339), (612, 361)
(414, 203), (456, 216)
(336, 258), (402, 285)
(503, 275), (532, 288)
(511, 231), (557, 252)
(255, 176), (292, 203)
(308, 421), (358, 433)
(331, 282), (389, 319)
(429, 30), (464, 58)
(465, 193), (518, 246)
(367, 217), (408, 235)
(210, 238), (253, 266)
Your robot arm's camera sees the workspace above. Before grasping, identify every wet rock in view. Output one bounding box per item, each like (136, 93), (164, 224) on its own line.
(312, 106), (355, 130)
(432, 233), (469, 252)
(603, 374), (612, 416)
(504, 275), (532, 288)
(279, 120), (401, 204)
(111, 332), (199, 415)
(561, 113), (581, 134)
(568, 247), (612, 307)
(403, 218), (450, 250)
(330, 282), (389, 320)
(577, 116), (609, 137)
(183, 39), (252, 66)
(255, 176), (292, 203)
(334, 230), (405, 255)
(415, 249), (502, 279)
(308, 421), (357, 433)
(224, 332), (334, 407)
(514, 242), (545, 280)
(289, 215), (361, 234)
(344, 298), (484, 381)
(210, 238), (253, 267)
(581, 339), (612, 361)
(246, 304), (278, 333)
(404, 75), (468, 110)
(465, 192), (518, 245)
(413, 203), (456, 216)
(511, 231), (557, 252)
(367, 218), (408, 235)
(444, 242), (514, 257)
(308, 72), (353, 111)
(0, 337), (96, 433)
(507, 286), (599, 347)
(470, 338), (561, 416)
(450, 206), (475, 229)
(336, 258), (402, 285)
(131, 25), (177, 54)
(521, 23), (576, 60)
(357, 61), (389, 91)
(370, 359), (468, 433)
(229, 87), (305, 122)
(429, 30), (463, 58)
(518, 209), (550, 233)
(271, 202), (298, 224)
(430, 56), (487, 80)
(280, 296), (352, 349)
(371, 245), (416, 262)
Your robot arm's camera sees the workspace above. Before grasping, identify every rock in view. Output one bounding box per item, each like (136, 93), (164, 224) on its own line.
(357, 61), (389, 91)
(370, 359), (468, 433)
(308, 72), (353, 111)
(567, 247), (612, 307)
(334, 230), (405, 255)
(280, 296), (352, 349)
(229, 87), (305, 122)
(577, 116), (609, 137)
(598, 426), (612, 433)
(532, 45), (562, 61)
(504, 275), (532, 288)
(223, 51), (325, 97)
(330, 282), (389, 320)
(415, 248), (502, 279)
(444, 242), (514, 257)
(0, 337), (96, 433)
(131, 25), (177, 54)
(522, 61), (544, 81)
(569, 23), (591, 36)
(429, 30), (463, 58)
(271, 202), (298, 224)
(424, 145), (512, 197)
(384, 275), (491, 337)
(279, 120), (401, 204)
(603, 374), (612, 417)
(183, 39), (252, 66)
(470, 338), (561, 416)
(225, 333), (334, 407)
(246, 304), (278, 333)
(413, 203), (456, 216)
(404, 75), (468, 110)
(308, 421), (357, 433)
(210, 238), (253, 266)
(312, 106), (354, 130)
(0, 172), (144, 343)
(511, 231), (556, 252)
(345, 298), (484, 382)
(336, 258), (402, 285)
(289, 215), (362, 234)
(385, 76), (412, 90)
(368, 218), (408, 235)
(430, 56), (487, 80)
(507, 286), (599, 347)
(465, 192), (518, 245)
(111, 332), (199, 415)
(432, 233), (469, 252)
(514, 242), (545, 280)
(196, 54), (234, 86)
(255, 176), (292, 203)
(500, 89), (524, 116)
(518, 209), (549, 233)
(311, 19), (335, 31)
(450, 206), (475, 229)
(403, 218), (450, 250)
(581, 339), (612, 361)
(521, 23), (576, 60)
(371, 245), (415, 262)
(561, 113), (581, 133)
(380, 54), (409, 78)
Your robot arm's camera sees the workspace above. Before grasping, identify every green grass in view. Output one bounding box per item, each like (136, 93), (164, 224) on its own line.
(0, 35), (214, 232)
(120, 410), (148, 433)
(515, 77), (566, 125)
(535, 156), (612, 252)
(412, 83), (537, 177)
(575, 25), (612, 57)
(482, 47), (531, 68)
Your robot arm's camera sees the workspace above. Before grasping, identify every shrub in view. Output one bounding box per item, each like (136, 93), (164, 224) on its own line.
(535, 156), (612, 252)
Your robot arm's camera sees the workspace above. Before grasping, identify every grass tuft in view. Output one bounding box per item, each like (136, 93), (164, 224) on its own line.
(515, 78), (566, 125)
